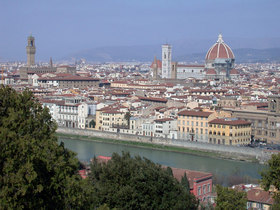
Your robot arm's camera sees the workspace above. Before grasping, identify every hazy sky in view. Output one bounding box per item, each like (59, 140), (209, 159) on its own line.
(0, 0), (279, 60)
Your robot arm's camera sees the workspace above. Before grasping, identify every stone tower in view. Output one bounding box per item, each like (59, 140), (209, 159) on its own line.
(26, 35), (36, 66)
(268, 95), (280, 113)
(162, 44), (172, 78)
(152, 56), (158, 79)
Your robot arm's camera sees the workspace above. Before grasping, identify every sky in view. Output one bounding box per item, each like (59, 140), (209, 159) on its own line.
(0, 0), (279, 61)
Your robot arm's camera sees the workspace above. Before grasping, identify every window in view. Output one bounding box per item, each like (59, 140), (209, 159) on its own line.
(201, 129), (203, 134)
(196, 122), (198, 126)
(208, 184), (211, 192)
(203, 185), (206, 194)
(201, 122), (203, 127)
(198, 187), (201, 196)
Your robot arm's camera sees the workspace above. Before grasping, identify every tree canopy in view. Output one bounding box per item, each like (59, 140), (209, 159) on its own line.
(215, 185), (247, 210)
(0, 86), (89, 209)
(0, 85), (199, 209)
(181, 172), (190, 192)
(261, 153), (280, 209)
(89, 152), (198, 210)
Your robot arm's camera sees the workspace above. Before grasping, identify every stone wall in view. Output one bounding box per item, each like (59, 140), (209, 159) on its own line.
(57, 127), (274, 164)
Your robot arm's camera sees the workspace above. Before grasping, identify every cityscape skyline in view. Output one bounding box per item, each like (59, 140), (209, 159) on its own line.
(0, 0), (280, 61)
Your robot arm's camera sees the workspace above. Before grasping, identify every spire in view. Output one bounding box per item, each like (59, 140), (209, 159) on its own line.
(153, 56), (158, 68)
(217, 33), (224, 43)
(50, 57), (53, 67)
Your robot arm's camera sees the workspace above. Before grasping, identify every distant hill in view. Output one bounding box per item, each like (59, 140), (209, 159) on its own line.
(64, 46), (280, 63)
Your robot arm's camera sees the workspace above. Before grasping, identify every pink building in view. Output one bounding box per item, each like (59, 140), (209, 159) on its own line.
(171, 167), (213, 202)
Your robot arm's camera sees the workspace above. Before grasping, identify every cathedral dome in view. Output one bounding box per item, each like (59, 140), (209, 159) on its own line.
(205, 34), (234, 60)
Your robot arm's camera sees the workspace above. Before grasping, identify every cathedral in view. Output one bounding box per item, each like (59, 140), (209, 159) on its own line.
(151, 34), (238, 81)
(204, 34), (238, 81)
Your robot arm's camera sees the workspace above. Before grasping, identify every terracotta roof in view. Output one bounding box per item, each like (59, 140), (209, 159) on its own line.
(205, 68), (217, 75)
(138, 96), (168, 103)
(209, 118), (251, 126)
(102, 110), (122, 114)
(178, 110), (213, 117)
(206, 35), (234, 60)
(171, 167), (212, 189)
(230, 68), (239, 75)
(150, 59), (162, 68)
(154, 118), (174, 122)
(247, 189), (274, 205)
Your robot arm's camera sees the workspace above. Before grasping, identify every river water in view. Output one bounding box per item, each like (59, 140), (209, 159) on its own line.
(59, 137), (267, 186)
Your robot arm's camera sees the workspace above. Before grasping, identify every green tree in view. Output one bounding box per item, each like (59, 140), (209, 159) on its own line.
(89, 119), (96, 128)
(124, 111), (131, 127)
(261, 153), (280, 209)
(166, 166), (173, 177)
(215, 185), (247, 210)
(89, 152), (198, 210)
(0, 86), (91, 209)
(181, 172), (190, 192)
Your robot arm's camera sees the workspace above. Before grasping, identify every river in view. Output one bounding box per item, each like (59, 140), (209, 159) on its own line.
(59, 137), (267, 186)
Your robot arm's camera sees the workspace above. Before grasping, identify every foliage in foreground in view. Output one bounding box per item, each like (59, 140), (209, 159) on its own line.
(0, 86), (91, 209)
(215, 185), (247, 210)
(261, 153), (280, 209)
(89, 152), (198, 210)
(0, 85), (199, 209)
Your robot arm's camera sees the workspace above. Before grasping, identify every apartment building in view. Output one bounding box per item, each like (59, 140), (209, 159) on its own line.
(177, 110), (231, 142)
(42, 99), (94, 129)
(95, 109), (127, 132)
(208, 118), (251, 145)
(154, 118), (177, 138)
(177, 110), (214, 142)
(224, 95), (280, 144)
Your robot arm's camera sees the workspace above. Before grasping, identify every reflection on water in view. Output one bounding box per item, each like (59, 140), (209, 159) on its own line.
(59, 138), (266, 186)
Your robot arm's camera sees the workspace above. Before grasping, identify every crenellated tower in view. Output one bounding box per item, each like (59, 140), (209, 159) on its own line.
(26, 35), (36, 66)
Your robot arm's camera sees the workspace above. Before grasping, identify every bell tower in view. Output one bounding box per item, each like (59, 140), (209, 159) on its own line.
(161, 44), (172, 79)
(26, 35), (36, 66)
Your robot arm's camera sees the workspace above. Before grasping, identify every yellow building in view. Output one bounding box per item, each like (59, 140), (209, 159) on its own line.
(177, 110), (231, 142)
(95, 108), (127, 132)
(177, 110), (214, 142)
(208, 118), (251, 145)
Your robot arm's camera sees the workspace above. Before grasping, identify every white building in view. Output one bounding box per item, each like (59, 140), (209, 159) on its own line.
(154, 118), (178, 138)
(42, 99), (95, 129)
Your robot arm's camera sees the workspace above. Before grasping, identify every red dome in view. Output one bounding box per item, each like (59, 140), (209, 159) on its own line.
(205, 34), (234, 60)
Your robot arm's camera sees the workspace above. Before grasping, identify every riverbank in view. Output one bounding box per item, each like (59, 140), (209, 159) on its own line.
(56, 132), (259, 163)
